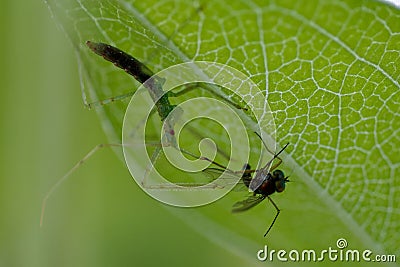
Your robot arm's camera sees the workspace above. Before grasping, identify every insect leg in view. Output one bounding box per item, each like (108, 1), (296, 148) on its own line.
(255, 132), (289, 171)
(168, 83), (246, 110)
(86, 90), (136, 109)
(264, 195), (281, 237)
(268, 143), (289, 171)
(141, 143), (163, 188)
(269, 157), (282, 172)
(175, 147), (232, 171)
(40, 143), (124, 227)
(163, 2), (206, 44)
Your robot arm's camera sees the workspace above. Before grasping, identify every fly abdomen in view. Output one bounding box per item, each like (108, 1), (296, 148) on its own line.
(255, 177), (276, 196)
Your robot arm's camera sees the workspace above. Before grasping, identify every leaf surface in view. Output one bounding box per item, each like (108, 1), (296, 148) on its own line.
(47, 0), (400, 264)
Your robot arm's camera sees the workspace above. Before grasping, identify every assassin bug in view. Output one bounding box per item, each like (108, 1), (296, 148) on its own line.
(40, 42), (247, 226)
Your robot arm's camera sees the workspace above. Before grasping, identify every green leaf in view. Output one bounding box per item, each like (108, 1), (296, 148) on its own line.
(47, 0), (400, 265)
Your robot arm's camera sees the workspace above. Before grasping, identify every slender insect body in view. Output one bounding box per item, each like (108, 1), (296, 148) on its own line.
(86, 41), (175, 122)
(41, 41), (260, 227)
(43, 5), (251, 226)
(86, 41), (153, 83)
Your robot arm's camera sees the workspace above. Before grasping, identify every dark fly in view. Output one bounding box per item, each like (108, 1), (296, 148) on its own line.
(204, 136), (289, 237)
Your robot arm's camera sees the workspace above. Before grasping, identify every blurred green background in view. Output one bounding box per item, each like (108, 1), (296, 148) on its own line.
(0, 1), (250, 266)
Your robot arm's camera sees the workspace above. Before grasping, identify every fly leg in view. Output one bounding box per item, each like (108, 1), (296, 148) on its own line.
(264, 195), (280, 237)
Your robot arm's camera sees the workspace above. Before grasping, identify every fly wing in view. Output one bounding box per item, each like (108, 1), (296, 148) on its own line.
(249, 168), (268, 192)
(202, 164), (252, 191)
(202, 167), (232, 180)
(249, 142), (289, 191)
(232, 195), (266, 213)
(240, 163), (252, 189)
(249, 153), (276, 192)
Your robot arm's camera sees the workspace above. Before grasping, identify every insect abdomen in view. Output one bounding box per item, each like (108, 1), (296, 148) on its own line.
(255, 177), (276, 196)
(86, 41), (154, 84)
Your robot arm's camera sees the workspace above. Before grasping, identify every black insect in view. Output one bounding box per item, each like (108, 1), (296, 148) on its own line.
(205, 134), (289, 237)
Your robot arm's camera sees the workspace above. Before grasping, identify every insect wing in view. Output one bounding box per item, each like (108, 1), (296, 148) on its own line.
(249, 168), (269, 192)
(202, 167), (248, 191)
(232, 195), (266, 213)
